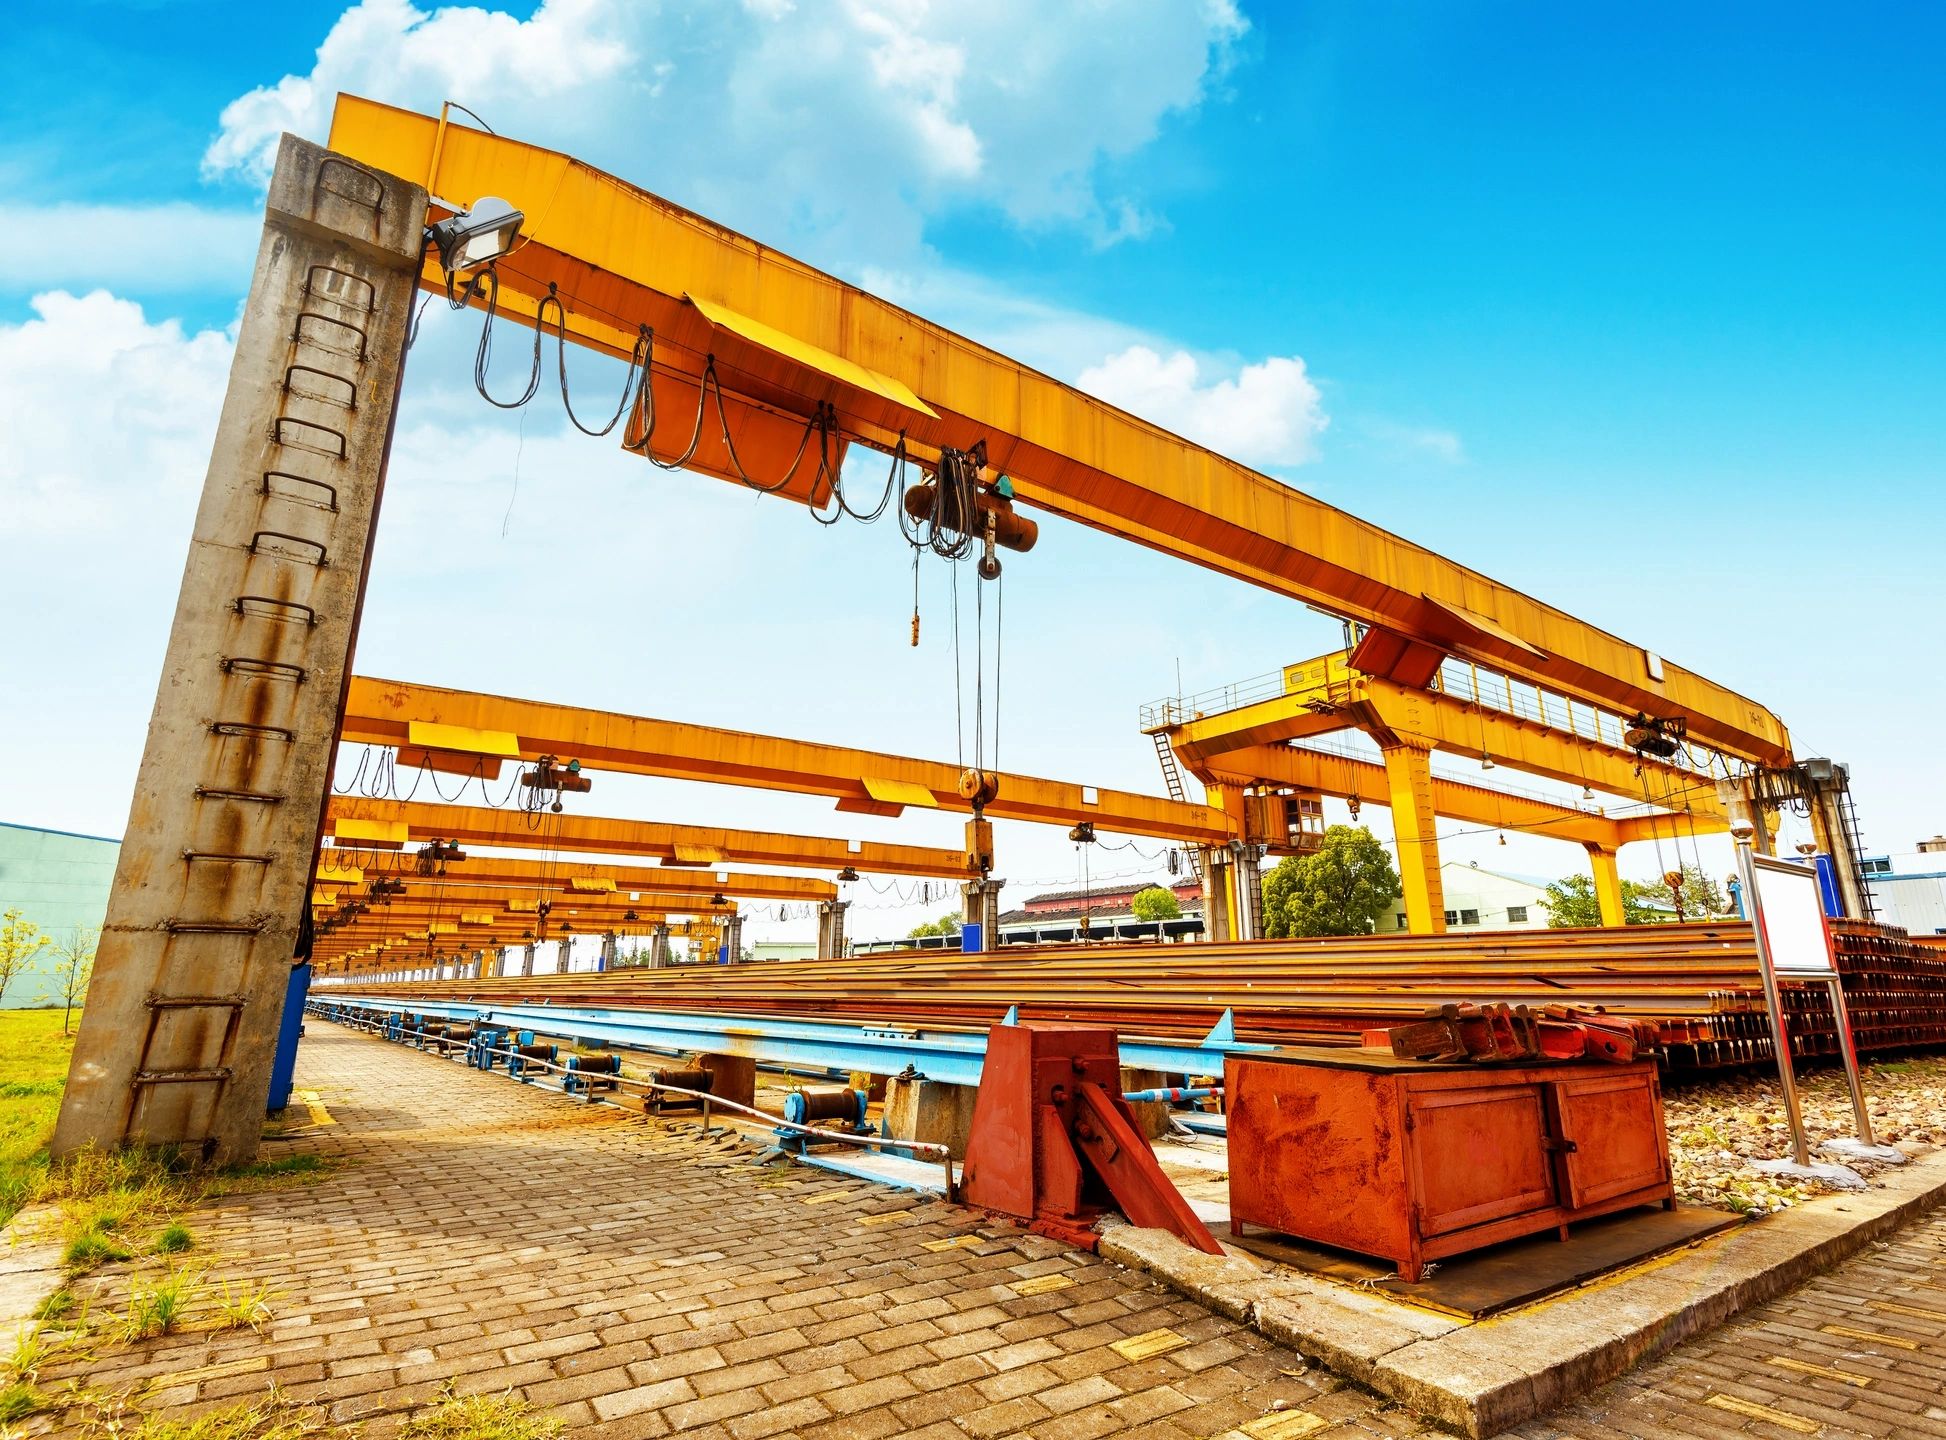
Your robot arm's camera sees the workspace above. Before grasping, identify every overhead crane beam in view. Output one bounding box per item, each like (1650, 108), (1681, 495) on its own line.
(318, 849), (836, 903)
(1169, 654), (1729, 825)
(341, 676), (1232, 843)
(325, 798), (974, 878)
(325, 95), (1793, 769)
(1205, 744), (1628, 850)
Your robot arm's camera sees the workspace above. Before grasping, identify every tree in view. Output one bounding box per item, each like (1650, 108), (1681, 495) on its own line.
(1130, 886), (1182, 922)
(907, 912), (964, 939)
(1541, 873), (1659, 927)
(47, 926), (97, 1034)
(0, 909), (49, 1006)
(1641, 863), (1729, 920)
(1261, 826), (1403, 938)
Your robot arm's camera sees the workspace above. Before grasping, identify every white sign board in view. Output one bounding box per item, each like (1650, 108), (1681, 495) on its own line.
(1749, 854), (1837, 978)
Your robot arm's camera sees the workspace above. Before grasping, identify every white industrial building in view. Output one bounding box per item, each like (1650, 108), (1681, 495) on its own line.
(1378, 861), (1554, 932)
(1862, 837), (1946, 935)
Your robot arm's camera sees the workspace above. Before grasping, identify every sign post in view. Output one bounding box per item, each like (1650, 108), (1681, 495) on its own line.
(1736, 839), (1886, 1163)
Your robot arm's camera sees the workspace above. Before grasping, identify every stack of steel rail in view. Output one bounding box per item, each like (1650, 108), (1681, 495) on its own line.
(329, 921), (1946, 1071)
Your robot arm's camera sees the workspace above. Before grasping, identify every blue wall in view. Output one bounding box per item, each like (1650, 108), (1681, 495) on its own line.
(0, 820), (120, 1008)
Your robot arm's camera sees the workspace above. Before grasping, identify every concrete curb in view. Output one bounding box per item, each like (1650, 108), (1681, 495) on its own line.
(0, 1206), (69, 1335)
(1099, 1146), (1946, 1438)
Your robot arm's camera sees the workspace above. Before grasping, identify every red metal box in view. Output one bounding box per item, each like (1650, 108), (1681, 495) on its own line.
(1224, 1048), (1673, 1280)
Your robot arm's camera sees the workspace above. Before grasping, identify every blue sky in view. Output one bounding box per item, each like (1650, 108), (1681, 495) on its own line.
(2, 2), (1941, 941)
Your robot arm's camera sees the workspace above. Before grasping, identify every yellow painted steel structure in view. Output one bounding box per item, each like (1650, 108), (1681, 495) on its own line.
(324, 798), (973, 878)
(1163, 650), (1730, 933)
(341, 676), (1232, 844)
(317, 850), (837, 903)
(324, 95), (1792, 776)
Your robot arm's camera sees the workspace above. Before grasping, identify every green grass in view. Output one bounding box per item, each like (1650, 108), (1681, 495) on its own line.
(80, 1392), (343, 1439)
(0, 1009), (77, 1226)
(62, 1230), (132, 1268)
(119, 1268), (204, 1341)
(154, 1222), (195, 1254)
(0, 1380), (44, 1423)
(398, 1387), (563, 1440)
(219, 1153), (327, 1183)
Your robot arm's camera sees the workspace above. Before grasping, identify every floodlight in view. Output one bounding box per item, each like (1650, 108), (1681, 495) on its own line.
(427, 196), (524, 273)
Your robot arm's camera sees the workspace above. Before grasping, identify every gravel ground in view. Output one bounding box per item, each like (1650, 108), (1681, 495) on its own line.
(1664, 1053), (1946, 1213)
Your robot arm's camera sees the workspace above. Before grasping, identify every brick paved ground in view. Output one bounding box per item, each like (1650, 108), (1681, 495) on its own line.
(45, 1024), (1426, 1439)
(1508, 1208), (1946, 1439)
(43, 1025), (1946, 1439)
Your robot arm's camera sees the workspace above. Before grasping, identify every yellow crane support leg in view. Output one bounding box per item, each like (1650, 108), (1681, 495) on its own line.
(1383, 741), (1447, 935)
(1586, 844), (1627, 927)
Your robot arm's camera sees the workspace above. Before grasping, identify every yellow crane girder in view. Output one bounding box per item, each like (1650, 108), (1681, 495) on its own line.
(1169, 652), (1728, 826)
(324, 798), (975, 878)
(340, 676), (1233, 845)
(317, 849), (835, 903)
(324, 94), (1792, 769)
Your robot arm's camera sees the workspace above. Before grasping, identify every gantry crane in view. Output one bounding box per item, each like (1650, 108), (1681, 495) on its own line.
(56, 98), (1818, 1162)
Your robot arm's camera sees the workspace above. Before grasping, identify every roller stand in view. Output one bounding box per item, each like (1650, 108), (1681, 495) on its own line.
(961, 1023), (1222, 1255)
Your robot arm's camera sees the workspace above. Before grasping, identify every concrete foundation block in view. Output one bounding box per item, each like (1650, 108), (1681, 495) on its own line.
(883, 1075), (980, 1159)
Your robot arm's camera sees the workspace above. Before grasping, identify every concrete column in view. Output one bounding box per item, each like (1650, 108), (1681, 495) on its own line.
(1232, 844), (1265, 942)
(520, 944), (535, 978)
(723, 911), (744, 964)
(599, 931), (617, 972)
(1200, 846), (1233, 942)
(1586, 844), (1627, 927)
(1802, 759), (1870, 919)
(54, 136), (426, 1165)
(650, 923), (672, 968)
(816, 901), (850, 960)
(960, 879), (1004, 950)
(1382, 741), (1447, 934)
(557, 937), (574, 973)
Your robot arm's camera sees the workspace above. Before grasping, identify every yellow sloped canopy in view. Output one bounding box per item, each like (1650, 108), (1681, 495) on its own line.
(567, 876), (617, 893)
(687, 293), (939, 419)
(670, 843), (727, 866)
(862, 776), (939, 809)
(407, 720), (523, 757)
(337, 818), (408, 846)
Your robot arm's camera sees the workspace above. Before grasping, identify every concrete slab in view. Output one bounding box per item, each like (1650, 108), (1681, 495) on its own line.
(1099, 1143), (1946, 1437)
(0, 1206), (68, 1333)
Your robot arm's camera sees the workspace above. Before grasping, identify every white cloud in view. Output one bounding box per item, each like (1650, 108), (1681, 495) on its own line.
(0, 291), (233, 533)
(0, 203), (263, 294)
(1358, 416), (1465, 464)
(202, 0), (1245, 265)
(1075, 344), (1328, 471)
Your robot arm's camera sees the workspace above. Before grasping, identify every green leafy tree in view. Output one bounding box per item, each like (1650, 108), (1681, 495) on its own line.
(1642, 863), (1729, 919)
(1129, 886), (1182, 922)
(49, 926), (98, 1034)
(1261, 826), (1403, 938)
(0, 909), (49, 1006)
(906, 912), (964, 939)
(1541, 874), (1660, 927)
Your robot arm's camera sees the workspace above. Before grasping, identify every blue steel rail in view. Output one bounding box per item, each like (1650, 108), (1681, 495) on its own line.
(311, 994), (1267, 1085)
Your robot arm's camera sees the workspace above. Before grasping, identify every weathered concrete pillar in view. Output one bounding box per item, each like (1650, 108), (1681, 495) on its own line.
(520, 944), (535, 978)
(960, 879), (1004, 950)
(599, 931), (617, 972)
(55, 137), (425, 1166)
(557, 937), (574, 973)
(816, 900), (850, 959)
(722, 911), (743, 964)
(1232, 845), (1265, 942)
(650, 923), (672, 968)
(1200, 846), (1233, 942)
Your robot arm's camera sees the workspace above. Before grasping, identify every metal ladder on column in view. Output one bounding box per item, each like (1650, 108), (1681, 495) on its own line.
(1151, 732), (1205, 883)
(1835, 780), (1879, 921)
